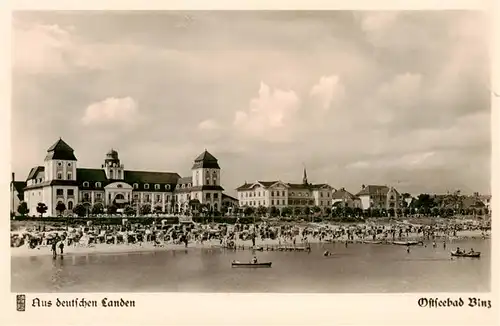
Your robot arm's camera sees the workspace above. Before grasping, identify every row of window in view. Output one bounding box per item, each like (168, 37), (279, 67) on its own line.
(57, 162), (72, 167)
(57, 172), (72, 180)
(81, 182), (192, 190)
(56, 189), (74, 196)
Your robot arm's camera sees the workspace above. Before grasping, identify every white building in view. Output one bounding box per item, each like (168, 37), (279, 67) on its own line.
(18, 138), (225, 216)
(236, 168), (334, 209)
(355, 185), (401, 210)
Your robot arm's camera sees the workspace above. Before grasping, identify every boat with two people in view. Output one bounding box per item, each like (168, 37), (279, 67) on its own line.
(231, 256), (272, 268)
(451, 247), (481, 258)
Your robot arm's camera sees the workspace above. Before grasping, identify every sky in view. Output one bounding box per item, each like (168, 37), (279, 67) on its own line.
(11, 11), (491, 196)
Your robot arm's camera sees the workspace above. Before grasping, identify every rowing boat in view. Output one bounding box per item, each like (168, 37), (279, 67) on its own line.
(362, 240), (383, 245)
(392, 241), (422, 246)
(231, 261), (272, 268)
(451, 251), (481, 258)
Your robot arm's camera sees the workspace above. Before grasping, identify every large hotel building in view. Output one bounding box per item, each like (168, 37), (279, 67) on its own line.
(235, 169), (334, 209)
(15, 138), (226, 216)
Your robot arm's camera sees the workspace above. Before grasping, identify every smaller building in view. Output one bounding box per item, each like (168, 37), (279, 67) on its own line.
(331, 187), (361, 208)
(356, 184), (400, 210)
(221, 193), (239, 214)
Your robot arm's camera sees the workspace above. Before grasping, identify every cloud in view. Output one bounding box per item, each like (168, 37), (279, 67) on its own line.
(198, 119), (219, 130)
(82, 97), (140, 126)
(233, 82), (300, 142)
(13, 23), (73, 74)
(309, 75), (345, 111)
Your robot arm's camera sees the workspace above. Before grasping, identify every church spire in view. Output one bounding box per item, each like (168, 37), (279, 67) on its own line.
(303, 165), (308, 185)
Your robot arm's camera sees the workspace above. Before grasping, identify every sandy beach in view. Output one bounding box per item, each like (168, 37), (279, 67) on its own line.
(11, 228), (488, 258)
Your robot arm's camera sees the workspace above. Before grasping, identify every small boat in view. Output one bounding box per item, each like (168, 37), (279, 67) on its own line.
(362, 240), (382, 245)
(451, 251), (481, 258)
(231, 261), (272, 268)
(392, 241), (422, 246)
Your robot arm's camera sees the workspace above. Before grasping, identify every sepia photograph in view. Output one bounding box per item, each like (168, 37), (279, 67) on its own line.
(10, 10), (492, 295)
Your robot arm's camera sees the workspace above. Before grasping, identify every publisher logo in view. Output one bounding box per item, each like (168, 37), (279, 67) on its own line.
(16, 294), (26, 312)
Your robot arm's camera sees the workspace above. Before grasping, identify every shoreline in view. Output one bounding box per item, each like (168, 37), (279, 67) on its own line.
(11, 229), (489, 258)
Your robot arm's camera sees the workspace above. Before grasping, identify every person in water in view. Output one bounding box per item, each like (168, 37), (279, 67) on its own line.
(51, 241), (57, 258)
(252, 256), (258, 264)
(456, 247), (462, 254)
(469, 248), (475, 254)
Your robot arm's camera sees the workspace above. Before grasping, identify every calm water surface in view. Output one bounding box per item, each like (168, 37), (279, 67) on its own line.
(11, 239), (490, 293)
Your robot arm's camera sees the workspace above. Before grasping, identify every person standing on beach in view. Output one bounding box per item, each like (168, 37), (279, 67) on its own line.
(51, 240), (57, 258)
(58, 239), (65, 255)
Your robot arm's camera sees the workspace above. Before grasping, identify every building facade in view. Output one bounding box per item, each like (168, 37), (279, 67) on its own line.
(356, 185), (400, 210)
(18, 138), (224, 217)
(331, 187), (362, 208)
(236, 169), (334, 209)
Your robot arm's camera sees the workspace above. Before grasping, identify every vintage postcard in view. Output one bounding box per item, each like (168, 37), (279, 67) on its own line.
(2, 1), (498, 325)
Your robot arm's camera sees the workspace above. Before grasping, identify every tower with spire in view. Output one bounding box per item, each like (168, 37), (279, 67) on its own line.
(302, 166), (308, 185)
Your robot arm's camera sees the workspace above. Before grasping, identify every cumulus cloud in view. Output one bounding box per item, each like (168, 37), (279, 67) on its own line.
(309, 75), (345, 111)
(198, 119), (219, 130)
(82, 97), (140, 126)
(233, 82), (300, 142)
(13, 23), (73, 74)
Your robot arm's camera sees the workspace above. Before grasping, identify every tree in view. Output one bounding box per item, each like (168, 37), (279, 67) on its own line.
(243, 206), (255, 216)
(17, 202), (29, 217)
(294, 206), (302, 216)
(154, 205), (163, 215)
(140, 204), (151, 216)
(107, 204), (118, 215)
(324, 207), (332, 217)
(36, 202), (48, 217)
(257, 205), (267, 217)
(281, 206), (292, 217)
(124, 205), (136, 216)
(302, 206), (311, 216)
(55, 202), (66, 216)
(388, 208), (395, 217)
(91, 202), (104, 215)
(268, 206), (279, 217)
(73, 204), (87, 217)
(431, 207), (440, 217)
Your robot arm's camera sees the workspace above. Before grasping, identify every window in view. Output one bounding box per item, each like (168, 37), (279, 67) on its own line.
(271, 200), (274, 205)
(291, 192), (295, 196)
(68, 189), (74, 196)
(144, 184), (149, 189)
(156, 195), (161, 202)
(83, 181), (89, 187)
(188, 183), (191, 187)
(155, 184), (160, 190)
(57, 162), (62, 167)
(206, 176), (210, 185)
(95, 182), (101, 188)
(67, 162), (72, 167)
(117, 184), (122, 188)
(83, 193), (90, 201)
(327, 193), (330, 197)
(206, 193), (211, 200)
(165, 184), (170, 190)
(117, 171), (121, 179)
(57, 172), (62, 180)
(271, 191), (274, 196)
(145, 194), (150, 201)
(134, 194), (139, 200)
(214, 193), (218, 199)
(133, 183), (138, 189)
(56, 189), (63, 196)
(320, 200), (323, 206)
(96, 193), (102, 199)
(320, 192), (323, 197)
(68, 201), (73, 210)
(67, 172), (72, 180)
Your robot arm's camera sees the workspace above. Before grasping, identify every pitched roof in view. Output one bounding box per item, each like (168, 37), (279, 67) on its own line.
(45, 138), (77, 161)
(222, 193), (238, 201)
(192, 150), (220, 169)
(124, 170), (181, 184)
(77, 168), (108, 183)
(236, 183), (252, 190)
(12, 181), (27, 200)
(356, 185), (390, 196)
(332, 188), (357, 200)
(287, 183), (311, 189)
(177, 176), (193, 185)
(258, 181), (279, 187)
(26, 166), (45, 180)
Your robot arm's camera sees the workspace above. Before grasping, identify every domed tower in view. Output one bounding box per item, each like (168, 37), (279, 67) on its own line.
(102, 149), (124, 180)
